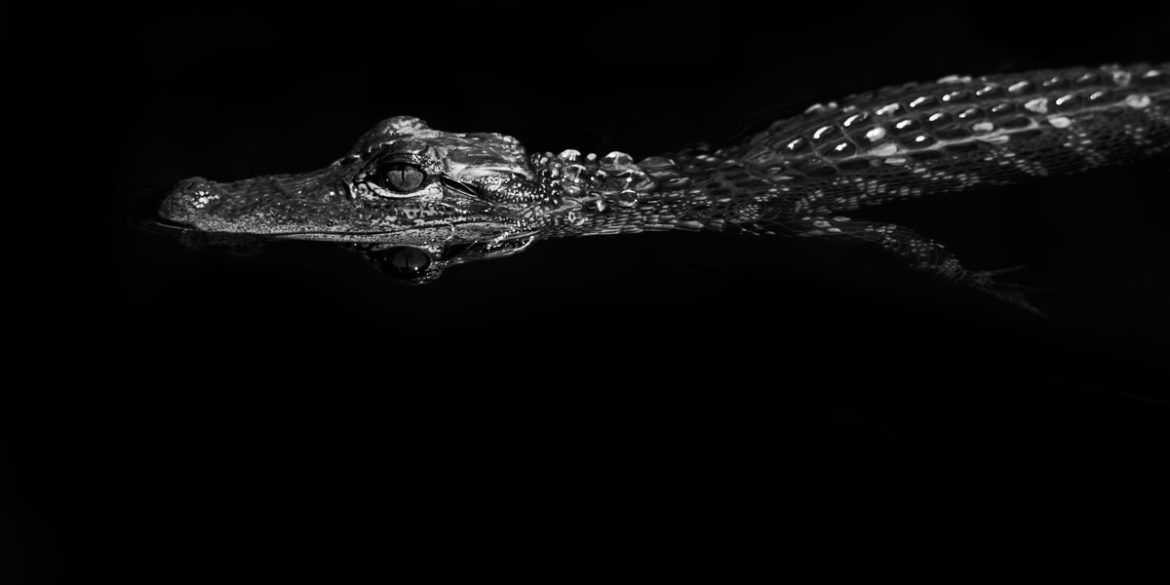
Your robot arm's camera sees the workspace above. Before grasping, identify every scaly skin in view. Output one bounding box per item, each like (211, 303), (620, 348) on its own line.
(157, 62), (1170, 311)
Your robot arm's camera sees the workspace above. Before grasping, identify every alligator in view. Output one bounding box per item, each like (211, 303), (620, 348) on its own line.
(155, 62), (1170, 313)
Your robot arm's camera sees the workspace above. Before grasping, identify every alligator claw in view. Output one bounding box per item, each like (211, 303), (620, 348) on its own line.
(970, 267), (1049, 317)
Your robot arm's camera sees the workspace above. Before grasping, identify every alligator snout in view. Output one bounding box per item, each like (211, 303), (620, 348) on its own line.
(159, 176), (225, 225)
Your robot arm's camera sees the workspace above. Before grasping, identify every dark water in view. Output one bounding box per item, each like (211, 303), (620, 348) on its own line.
(5, 3), (1170, 580)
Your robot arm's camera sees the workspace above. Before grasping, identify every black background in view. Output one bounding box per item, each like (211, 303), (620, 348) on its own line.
(5, 2), (1170, 581)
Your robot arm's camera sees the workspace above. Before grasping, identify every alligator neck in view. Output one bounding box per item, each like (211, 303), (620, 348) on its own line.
(528, 146), (762, 238)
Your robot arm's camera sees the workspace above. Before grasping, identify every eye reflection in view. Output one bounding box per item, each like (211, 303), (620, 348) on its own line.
(376, 246), (432, 280)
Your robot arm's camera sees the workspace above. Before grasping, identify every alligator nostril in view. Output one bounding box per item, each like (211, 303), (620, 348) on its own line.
(159, 176), (223, 223)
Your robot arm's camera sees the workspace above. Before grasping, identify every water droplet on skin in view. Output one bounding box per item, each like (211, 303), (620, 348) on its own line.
(899, 134), (936, 149)
(1053, 94), (1081, 110)
(956, 107), (984, 121)
(941, 90), (970, 103)
(804, 102), (837, 114)
(1125, 94), (1151, 108)
(783, 137), (811, 153)
(975, 85), (1003, 98)
(865, 127), (888, 142)
(1024, 98), (1048, 113)
(937, 74), (972, 84)
(638, 156), (675, 170)
(908, 96), (937, 109)
(989, 103), (1016, 118)
(1048, 116), (1072, 128)
(827, 141), (857, 157)
(601, 151), (634, 168)
(614, 190), (638, 207)
(893, 119), (920, 133)
(1087, 90), (1111, 103)
(812, 125), (840, 142)
(842, 113), (869, 127)
(1074, 72), (1099, 85)
(1008, 81), (1032, 93)
(1041, 76), (1066, 89)
(926, 112), (953, 127)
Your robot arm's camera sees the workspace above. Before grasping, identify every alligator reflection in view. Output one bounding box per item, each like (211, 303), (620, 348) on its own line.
(136, 198), (534, 284)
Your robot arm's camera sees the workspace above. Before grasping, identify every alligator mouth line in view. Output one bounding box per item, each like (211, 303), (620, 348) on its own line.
(149, 216), (512, 241)
(140, 190), (505, 238)
(137, 208), (494, 239)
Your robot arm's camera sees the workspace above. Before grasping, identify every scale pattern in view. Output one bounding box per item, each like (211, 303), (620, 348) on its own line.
(723, 62), (1170, 220)
(538, 63), (1170, 237)
(529, 63), (1170, 311)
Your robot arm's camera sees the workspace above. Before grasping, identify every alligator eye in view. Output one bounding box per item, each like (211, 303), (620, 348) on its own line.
(374, 162), (426, 193)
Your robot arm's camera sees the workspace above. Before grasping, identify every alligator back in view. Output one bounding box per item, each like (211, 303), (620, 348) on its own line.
(726, 63), (1170, 212)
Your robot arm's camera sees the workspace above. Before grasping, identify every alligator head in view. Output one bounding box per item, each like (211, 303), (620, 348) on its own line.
(157, 116), (560, 281)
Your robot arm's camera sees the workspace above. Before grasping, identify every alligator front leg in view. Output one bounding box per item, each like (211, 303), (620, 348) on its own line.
(794, 215), (1042, 314)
